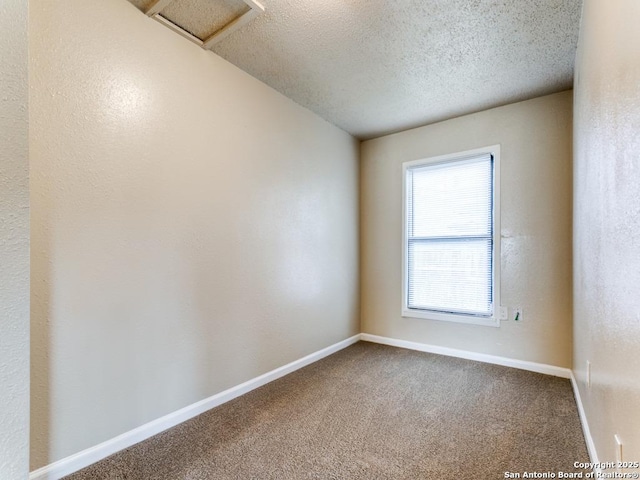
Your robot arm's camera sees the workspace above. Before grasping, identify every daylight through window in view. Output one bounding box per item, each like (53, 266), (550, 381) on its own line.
(403, 146), (500, 326)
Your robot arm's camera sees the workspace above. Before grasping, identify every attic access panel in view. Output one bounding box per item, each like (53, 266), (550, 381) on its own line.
(142, 0), (265, 49)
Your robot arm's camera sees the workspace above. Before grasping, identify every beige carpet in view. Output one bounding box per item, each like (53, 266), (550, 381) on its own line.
(64, 342), (589, 479)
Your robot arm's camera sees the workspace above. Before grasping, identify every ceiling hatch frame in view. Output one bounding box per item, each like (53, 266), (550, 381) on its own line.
(145, 0), (265, 49)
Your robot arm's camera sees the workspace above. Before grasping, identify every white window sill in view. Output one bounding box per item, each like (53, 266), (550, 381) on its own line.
(402, 308), (500, 327)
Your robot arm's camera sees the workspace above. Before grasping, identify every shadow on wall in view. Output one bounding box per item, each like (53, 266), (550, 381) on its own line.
(30, 190), (52, 470)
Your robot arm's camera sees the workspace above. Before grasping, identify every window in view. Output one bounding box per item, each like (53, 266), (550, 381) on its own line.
(402, 145), (500, 326)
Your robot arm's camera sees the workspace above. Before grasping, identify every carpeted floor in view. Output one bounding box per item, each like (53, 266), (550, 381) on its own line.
(64, 342), (589, 479)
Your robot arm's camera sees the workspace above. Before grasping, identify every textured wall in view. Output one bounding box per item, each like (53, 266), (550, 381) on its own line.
(30, 0), (359, 469)
(0, 0), (30, 479)
(573, 0), (640, 466)
(361, 91), (573, 367)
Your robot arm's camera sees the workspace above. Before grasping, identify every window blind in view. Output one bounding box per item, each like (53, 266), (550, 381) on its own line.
(406, 154), (493, 317)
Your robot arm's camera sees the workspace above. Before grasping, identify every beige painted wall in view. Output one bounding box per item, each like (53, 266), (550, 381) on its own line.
(30, 0), (359, 469)
(573, 0), (640, 467)
(361, 91), (573, 367)
(0, 0), (30, 478)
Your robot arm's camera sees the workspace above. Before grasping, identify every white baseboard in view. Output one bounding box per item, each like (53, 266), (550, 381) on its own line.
(362, 334), (601, 471)
(360, 333), (572, 378)
(569, 372), (600, 468)
(30, 333), (587, 479)
(29, 334), (360, 480)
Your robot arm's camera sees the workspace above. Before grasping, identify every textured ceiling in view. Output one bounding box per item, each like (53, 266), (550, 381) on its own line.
(129, 0), (583, 139)
(161, 0), (249, 39)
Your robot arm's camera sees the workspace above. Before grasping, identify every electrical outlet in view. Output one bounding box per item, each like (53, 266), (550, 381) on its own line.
(499, 306), (508, 320)
(514, 307), (523, 321)
(615, 434), (623, 465)
(586, 361), (591, 387)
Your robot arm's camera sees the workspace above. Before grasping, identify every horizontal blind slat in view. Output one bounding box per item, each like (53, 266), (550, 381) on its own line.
(407, 154), (493, 317)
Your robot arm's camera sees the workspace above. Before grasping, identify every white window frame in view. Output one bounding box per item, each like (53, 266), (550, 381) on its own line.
(401, 145), (501, 327)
